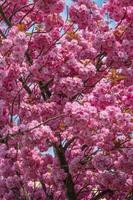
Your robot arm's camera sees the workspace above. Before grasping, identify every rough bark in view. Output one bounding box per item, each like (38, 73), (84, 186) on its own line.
(55, 145), (77, 200)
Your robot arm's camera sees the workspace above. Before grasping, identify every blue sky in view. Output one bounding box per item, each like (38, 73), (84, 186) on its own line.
(94, 0), (104, 6)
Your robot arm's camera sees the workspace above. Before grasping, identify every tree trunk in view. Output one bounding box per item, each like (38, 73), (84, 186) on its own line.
(54, 146), (77, 200)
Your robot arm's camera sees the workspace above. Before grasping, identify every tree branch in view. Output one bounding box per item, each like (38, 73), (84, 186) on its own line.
(38, 80), (52, 101)
(54, 144), (77, 200)
(91, 189), (113, 200)
(40, 180), (54, 200)
(0, 5), (11, 27)
(19, 77), (32, 95)
(63, 137), (77, 151)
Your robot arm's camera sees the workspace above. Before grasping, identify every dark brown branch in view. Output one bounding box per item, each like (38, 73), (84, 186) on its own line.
(63, 137), (77, 151)
(25, 50), (33, 65)
(19, 4), (35, 24)
(54, 145), (77, 200)
(38, 81), (52, 101)
(0, 28), (6, 38)
(95, 52), (106, 71)
(1, 0), (7, 7)
(2, 114), (64, 144)
(12, 188), (22, 200)
(9, 3), (33, 21)
(19, 77), (32, 95)
(16, 114), (65, 135)
(115, 9), (127, 29)
(40, 180), (53, 200)
(91, 189), (113, 200)
(77, 183), (90, 196)
(125, 191), (133, 200)
(38, 81), (47, 101)
(0, 5), (11, 27)
(10, 74), (31, 123)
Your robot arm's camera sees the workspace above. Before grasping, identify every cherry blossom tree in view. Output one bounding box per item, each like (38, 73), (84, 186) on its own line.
(0, 0), (133, 199)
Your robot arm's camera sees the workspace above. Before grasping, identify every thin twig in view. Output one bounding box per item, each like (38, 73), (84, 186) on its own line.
(0, 5), (11, 27)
